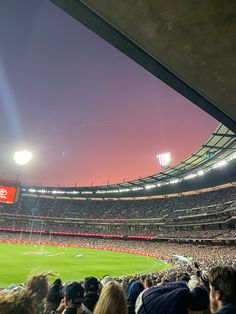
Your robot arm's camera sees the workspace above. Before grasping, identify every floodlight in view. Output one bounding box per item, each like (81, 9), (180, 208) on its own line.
(228, 152), (236, 161)
(197, 170), (205, 176)
(184, 173), (197, 180)
(213, 160), (228, 168)
(170, 179), (180, 184)
(156, 152), (171, 169)
(14, 151), (32, 165)
(145, 184), (156, 190)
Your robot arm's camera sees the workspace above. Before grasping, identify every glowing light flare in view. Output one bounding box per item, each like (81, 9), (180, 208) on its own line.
(197, 170), (205, 176)
(156, 152), (171, 168)
(170, 179), (180, 184)
(14, 151), (32, 165)
(213, 160), (228, 169)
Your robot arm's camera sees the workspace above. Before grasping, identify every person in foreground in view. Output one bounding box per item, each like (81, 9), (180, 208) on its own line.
(209, 266), (236, 314)
(60, 282), (86, 314)
(135, 281), (209, 314)
(93, 281), (128, 314)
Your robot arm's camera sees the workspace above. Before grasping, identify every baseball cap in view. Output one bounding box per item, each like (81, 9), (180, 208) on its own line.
(64, 282), (84, 305)
(84, 277), (99, 292)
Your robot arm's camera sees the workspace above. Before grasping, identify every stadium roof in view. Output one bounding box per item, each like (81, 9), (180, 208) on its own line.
(50, 0), (236, 133)
(23, 123), (236, 196)
(92, 123), (236, 191)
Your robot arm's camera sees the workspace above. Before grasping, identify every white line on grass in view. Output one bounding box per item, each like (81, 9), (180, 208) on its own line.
(48, 252), (66, 257)
(125, 259), (171, 277)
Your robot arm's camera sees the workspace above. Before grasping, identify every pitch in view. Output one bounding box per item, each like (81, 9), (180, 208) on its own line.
(0, 243), (170, 287)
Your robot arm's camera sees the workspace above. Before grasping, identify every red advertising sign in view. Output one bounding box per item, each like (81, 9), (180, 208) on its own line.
(0, 185), (17, 204)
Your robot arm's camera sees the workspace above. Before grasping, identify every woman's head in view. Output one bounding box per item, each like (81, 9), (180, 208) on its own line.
(26, 273), (49, 301)
(94, 281), (128, 314)
(0, 289), (38, 314)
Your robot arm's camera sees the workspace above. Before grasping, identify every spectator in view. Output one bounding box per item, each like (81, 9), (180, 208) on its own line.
(0, 289), (38, 314)
(62, 282), (86, 314)
(83, 277), (99, 313)
(143, 278), (152, 290)
(126, 281), (144, 314)
(135, 281), (209, 314)
(209, 266), (236, 313)
(177, 272), (191, 283)
(100, 276), (114, 286)
(93, 281), (128, 314)
(26, 273), (49, 313)
(45, 278), (63, 313)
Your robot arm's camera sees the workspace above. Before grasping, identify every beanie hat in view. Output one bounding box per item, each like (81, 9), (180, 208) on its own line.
(136, 281), (209, 314)
(136, 281), (190, 314)
(126, 281), (144, 304)
(188, 285), (209, 311)
(101, 276), (114, 286)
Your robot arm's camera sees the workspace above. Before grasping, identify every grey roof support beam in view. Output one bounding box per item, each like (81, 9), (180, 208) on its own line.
(203, 145), (236, 151)
(212, 133), (236, 138)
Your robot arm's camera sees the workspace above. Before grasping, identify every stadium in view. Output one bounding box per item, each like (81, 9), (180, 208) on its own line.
(0, 1), (236, 314)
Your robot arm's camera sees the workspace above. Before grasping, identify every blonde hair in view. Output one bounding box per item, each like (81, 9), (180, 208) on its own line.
(94, 281), (128, 314)
(0, 289), (38, 314)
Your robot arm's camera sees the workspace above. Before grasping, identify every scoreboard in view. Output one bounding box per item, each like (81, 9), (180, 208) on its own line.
(0, 181), (19, 204)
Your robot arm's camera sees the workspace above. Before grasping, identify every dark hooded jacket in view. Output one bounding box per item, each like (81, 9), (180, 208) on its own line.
(126, 281), (144, 314)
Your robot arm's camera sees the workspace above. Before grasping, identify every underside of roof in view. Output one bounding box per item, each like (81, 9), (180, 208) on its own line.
(50, 0), (236, 132)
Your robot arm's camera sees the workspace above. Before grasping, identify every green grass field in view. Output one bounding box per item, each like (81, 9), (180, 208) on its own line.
(0, 242), (170, 287)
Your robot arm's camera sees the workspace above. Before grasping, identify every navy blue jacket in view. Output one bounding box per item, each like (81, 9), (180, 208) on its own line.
(216, 304), (236, 314)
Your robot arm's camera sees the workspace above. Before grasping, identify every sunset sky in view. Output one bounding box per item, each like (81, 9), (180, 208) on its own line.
(0, 0), (218, 187)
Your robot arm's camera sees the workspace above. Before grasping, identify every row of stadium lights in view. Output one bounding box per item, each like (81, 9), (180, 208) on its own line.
(22, 152), (236, 196)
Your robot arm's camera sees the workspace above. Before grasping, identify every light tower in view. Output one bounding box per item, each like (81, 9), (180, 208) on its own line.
(14, 150), (33, 182)
(14, 151), (32, 166)
(156, 152), (171, 170)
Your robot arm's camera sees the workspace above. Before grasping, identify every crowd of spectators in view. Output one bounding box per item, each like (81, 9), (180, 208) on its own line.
(0, 185), (235, 243)
(1, 217), (236, 240)
(1, 219), (236, 240)
(0, 232), (236, 313)
(0, 186), (235, 220)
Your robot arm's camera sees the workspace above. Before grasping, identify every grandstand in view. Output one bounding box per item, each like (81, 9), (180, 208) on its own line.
(1, 124), (236, 245)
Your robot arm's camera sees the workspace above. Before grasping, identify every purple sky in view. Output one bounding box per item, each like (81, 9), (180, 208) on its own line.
(0, 1), (218, 187)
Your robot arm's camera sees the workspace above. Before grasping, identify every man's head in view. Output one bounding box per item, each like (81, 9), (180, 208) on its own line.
(84, 277), (99, 293)
(64, 282), (84, 308)
(209, 266), (236, 313)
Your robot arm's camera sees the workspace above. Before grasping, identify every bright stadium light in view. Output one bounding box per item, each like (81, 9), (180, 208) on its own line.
(14, 150), (32, 165)
(170, 179), (180, 184)
(145, 184), (156, 190)
(197, 170), (205, 176)
(156, 152), (171, 169)
(184, 173), (197, 180)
